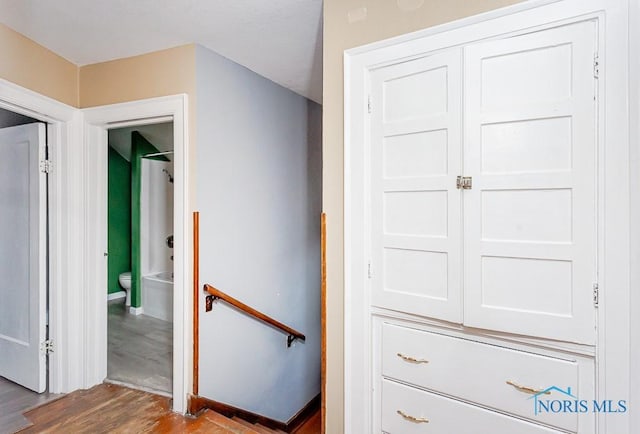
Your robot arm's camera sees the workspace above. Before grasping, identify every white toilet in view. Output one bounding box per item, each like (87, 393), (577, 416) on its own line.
(118, 272), (132, 306)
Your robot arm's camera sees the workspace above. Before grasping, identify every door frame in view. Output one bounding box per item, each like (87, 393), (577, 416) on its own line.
(344, 0), (635, 432)
(0, 78), (83, 394)
(82, 95), (190, 412)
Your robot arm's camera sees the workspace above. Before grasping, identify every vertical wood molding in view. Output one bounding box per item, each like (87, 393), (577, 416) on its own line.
(320, 212), (327, 434)
(193, 211), (200, 396)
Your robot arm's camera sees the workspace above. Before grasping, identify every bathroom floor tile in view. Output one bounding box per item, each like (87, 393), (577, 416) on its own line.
(107, 301), (173, 394)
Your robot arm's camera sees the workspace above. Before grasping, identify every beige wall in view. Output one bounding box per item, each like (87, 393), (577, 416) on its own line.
(0, 23), (196, 112)
(79, 44), (196, 109)
(322, 1), (523, 432)
(0, 23), (78, 107)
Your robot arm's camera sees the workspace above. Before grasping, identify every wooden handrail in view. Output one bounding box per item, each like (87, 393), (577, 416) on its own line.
(203, 284), (306, 347)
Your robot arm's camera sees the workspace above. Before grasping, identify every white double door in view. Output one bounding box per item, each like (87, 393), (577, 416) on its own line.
(369, 20), (597, 344)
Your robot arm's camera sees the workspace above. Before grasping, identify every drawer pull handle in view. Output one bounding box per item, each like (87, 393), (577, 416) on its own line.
(397, 353), (429, 364)
(397, 410), (429, 423)
(506, 380), (551, 395)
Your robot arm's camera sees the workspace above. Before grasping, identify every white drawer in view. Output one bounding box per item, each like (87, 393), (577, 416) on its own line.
(381, 323), (594, 432)
(382, 379), (562, 434)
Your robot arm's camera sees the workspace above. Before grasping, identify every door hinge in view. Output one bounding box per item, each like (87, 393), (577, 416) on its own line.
(593, 54), (599, 79)
(40, 339), (54, 355)
(593, 283), (599, 307)
(367, 95), (372, 114)
(456, 176), (472, 190)
(40, 160), (53, 174)
(367, 262), (373, 279)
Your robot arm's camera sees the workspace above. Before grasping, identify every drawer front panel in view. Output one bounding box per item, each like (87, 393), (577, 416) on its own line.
(382, 379), (562, 434)
(381, 323), (594, 432)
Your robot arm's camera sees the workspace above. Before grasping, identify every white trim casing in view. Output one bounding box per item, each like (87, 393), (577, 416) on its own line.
(83, 117), (108, 390)
(344, 1), (635, 433)
(0, 79), (84, 394)
(82, 95), (191, 413)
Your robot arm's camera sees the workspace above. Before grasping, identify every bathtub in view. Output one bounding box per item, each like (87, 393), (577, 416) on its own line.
(142, 271), (173, 322)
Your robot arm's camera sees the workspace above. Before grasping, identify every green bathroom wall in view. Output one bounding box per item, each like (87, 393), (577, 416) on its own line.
(107, 148), (132, 295)
(131, 131), (168, 307)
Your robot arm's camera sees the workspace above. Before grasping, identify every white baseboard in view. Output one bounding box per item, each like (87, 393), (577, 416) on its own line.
(129, 306), (144, 315)
(107, 291), (126, 301)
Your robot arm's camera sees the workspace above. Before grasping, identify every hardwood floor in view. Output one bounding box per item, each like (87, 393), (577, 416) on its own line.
(18, 383), (320, 433)
(0, 377), (61, 434)
(108, 300), (173, 394)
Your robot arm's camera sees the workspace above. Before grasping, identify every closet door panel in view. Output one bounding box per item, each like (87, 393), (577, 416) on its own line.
(463, 21), (597, 344)
(370, 50), (462, 322)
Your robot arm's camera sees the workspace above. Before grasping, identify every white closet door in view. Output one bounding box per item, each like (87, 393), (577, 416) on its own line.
(369, 50), (462, 322)
(463, 21), (597, 344)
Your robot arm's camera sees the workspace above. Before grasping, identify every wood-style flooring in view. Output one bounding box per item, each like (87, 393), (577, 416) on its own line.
(108, 300), (173, 394)
(17, 383), (320, 433)
(0, 377), (61, 434)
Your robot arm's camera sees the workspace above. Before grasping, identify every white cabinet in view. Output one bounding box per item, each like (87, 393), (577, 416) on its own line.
(462, 21), (598, 344)
(379, 320), (595, 433)
(382, 378), (565, 434)
(345, 1), (636, 433)
(370, 49), (462, 323)
(370, 20), (597, 344)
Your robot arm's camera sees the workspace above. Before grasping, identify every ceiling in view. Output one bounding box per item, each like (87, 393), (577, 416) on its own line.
(109, 122), (174, 162)
(0, 0), (323, 103)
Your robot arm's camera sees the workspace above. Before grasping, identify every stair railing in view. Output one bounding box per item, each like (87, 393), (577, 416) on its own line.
(203, 284), (305, 347)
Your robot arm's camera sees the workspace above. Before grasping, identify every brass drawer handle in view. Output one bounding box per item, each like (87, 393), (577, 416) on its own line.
(397, 410), (429, 423)
(506, 380), (551, 395)
(397, 352), (429, 364)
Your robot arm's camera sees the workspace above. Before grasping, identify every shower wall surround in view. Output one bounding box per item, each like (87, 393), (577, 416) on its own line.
(130, 131), (168, 308)
(141, 158), (174, 278)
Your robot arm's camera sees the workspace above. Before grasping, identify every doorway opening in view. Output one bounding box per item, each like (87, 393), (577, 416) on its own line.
(106, 122), (175, 396)
(83, 95), (188, 412)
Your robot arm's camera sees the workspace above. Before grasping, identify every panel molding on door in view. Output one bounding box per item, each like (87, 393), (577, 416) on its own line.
(370, 49), (462, 322)
(463, 21), (598, 344)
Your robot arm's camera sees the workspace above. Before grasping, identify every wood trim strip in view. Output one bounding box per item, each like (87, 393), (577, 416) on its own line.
(193, 211), (200, 396)
(203, 284), (305, 343)
(188, 393), (320, 433)
(320, 212), (327, 434)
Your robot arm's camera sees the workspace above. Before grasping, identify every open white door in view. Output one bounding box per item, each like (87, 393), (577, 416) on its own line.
(0, 123), (47, 393)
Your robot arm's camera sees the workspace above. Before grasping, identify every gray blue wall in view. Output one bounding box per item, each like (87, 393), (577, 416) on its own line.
(195, 44), (322, 422)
